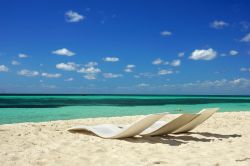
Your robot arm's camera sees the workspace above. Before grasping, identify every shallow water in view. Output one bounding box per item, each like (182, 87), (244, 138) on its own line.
(0, 95), (250, 124)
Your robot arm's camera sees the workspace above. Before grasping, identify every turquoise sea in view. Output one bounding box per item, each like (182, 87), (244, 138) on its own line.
(0, 94), (250, 124)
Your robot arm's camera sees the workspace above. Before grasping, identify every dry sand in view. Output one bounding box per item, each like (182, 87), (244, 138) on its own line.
(1, 112), (250, 166)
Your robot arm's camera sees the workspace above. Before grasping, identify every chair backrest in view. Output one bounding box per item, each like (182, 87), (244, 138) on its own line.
(173, 108), (219, 134)
(111, 112), (168, 138)
(142, 114), (199, 136)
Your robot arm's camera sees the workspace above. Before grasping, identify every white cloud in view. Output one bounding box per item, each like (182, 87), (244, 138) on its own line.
(18, 69), (39, 77)
(78, 62), (101, 79)
(189, 48), (217, 60)
(229, 50), (238, 56)
(84, 74), (97, 80)
(78, 66), (101, 74)
(152, 58), (163, 65)
(240, 67), (250, 72)
(161, 31), (172, 36)
(85, 62), (98, 67)
(241, 33), (250, 42)
(124, 64), (136, 72)
(65, 77), (74, 81)
(210, 20), (229, 29)
(52, 48), (75, 56)
(138, 72), (155, 78)
(178, 52), (185, 58)
(126, 64), (135, 68)
(56, 62), (78, 71)
(161, 78), (250, 92)
(124, 68), (133, 72)
(137, 83), (149, 87)
(11, 60), (20, 65)
(41, 84), (57, 89)
(229, 78), (250, 87)
(103, 57), (119, 62)
(180, 79), (250, 88)
(158, 69), (173, 75)
(0, 65), (9, 72)
(65, 10), (85, 22)
(18, 53), (28, 58)
(170, 59), (181, 67)
(103, 73), (122, 78)
(41, 73), (61, 78)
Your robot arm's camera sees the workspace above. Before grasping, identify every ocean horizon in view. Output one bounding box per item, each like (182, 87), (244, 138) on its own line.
(0, 94), (250, 124)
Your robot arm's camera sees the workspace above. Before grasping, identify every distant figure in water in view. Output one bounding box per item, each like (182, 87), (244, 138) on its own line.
(176, 108), (182, 112)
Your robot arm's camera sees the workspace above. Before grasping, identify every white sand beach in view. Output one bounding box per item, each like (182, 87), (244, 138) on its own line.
(1, 112), (250, 166)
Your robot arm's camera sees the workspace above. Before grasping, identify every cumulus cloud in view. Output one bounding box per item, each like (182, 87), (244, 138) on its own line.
(56, 62), (78, 71)
(85, 62), (98, 67)
(229, 78), (250, 87)
(157, 78), (250, 94)
(77, 67), (101, 74)
(41, 84), (57, 89)
(41, 73), (61, 78)
(78, 62), (101, 79)
(124, 64), (136, 72)
(241, 33), (250, 42)
(17, 69), (39, 77)
(124, 68), (132, 73)
(126, 64), (135, 68)
(138, 72), (155, 78)
(210, 20), (229, 29)
(240, 67), (250, 72)
(161, 31), (172, 36)
(103, 73), (122, 78)
(103, 57), (119, 62)
(170, 59), (181, 67)
(189, 48), (217, 60)
(11, 60), (20, 66)
(0, 65), (9, 72)
(170, 78), (250, 89)
(158, 69), (173, 75)
(152, 58), (163, 65)
(18, 53), (28, 58)
(65, 77), (74, 81)
(65, 10), (85, 22)
(84, 74), (97, 80)
(178, 52), (185, 58)
(52, 48), (75, 56)
(229, 50), (238, 56)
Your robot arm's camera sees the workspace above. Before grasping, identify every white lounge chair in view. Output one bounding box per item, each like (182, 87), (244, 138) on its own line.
(140, 114), (199, 136)
(68, 112), (167, 139)
(172, 107), (219, 134)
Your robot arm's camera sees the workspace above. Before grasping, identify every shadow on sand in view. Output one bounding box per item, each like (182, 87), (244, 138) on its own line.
(123, 132), (241, 146)
(69, 130), (241, 146)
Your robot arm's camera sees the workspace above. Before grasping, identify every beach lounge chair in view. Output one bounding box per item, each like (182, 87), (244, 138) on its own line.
(172, 107), (219, 134)
(139, 108), (219, 136)
(68, 112), (167, 139)
(140, 114), (199, 136)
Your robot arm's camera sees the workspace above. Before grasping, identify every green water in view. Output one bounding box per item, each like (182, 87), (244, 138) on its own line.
(0, 95), (250, 124)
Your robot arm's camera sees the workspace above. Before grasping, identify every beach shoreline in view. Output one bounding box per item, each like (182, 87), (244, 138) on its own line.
(1, 112), (250, 165)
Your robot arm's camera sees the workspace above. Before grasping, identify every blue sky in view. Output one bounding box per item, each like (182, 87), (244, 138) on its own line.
(0, 0), (250, 94)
